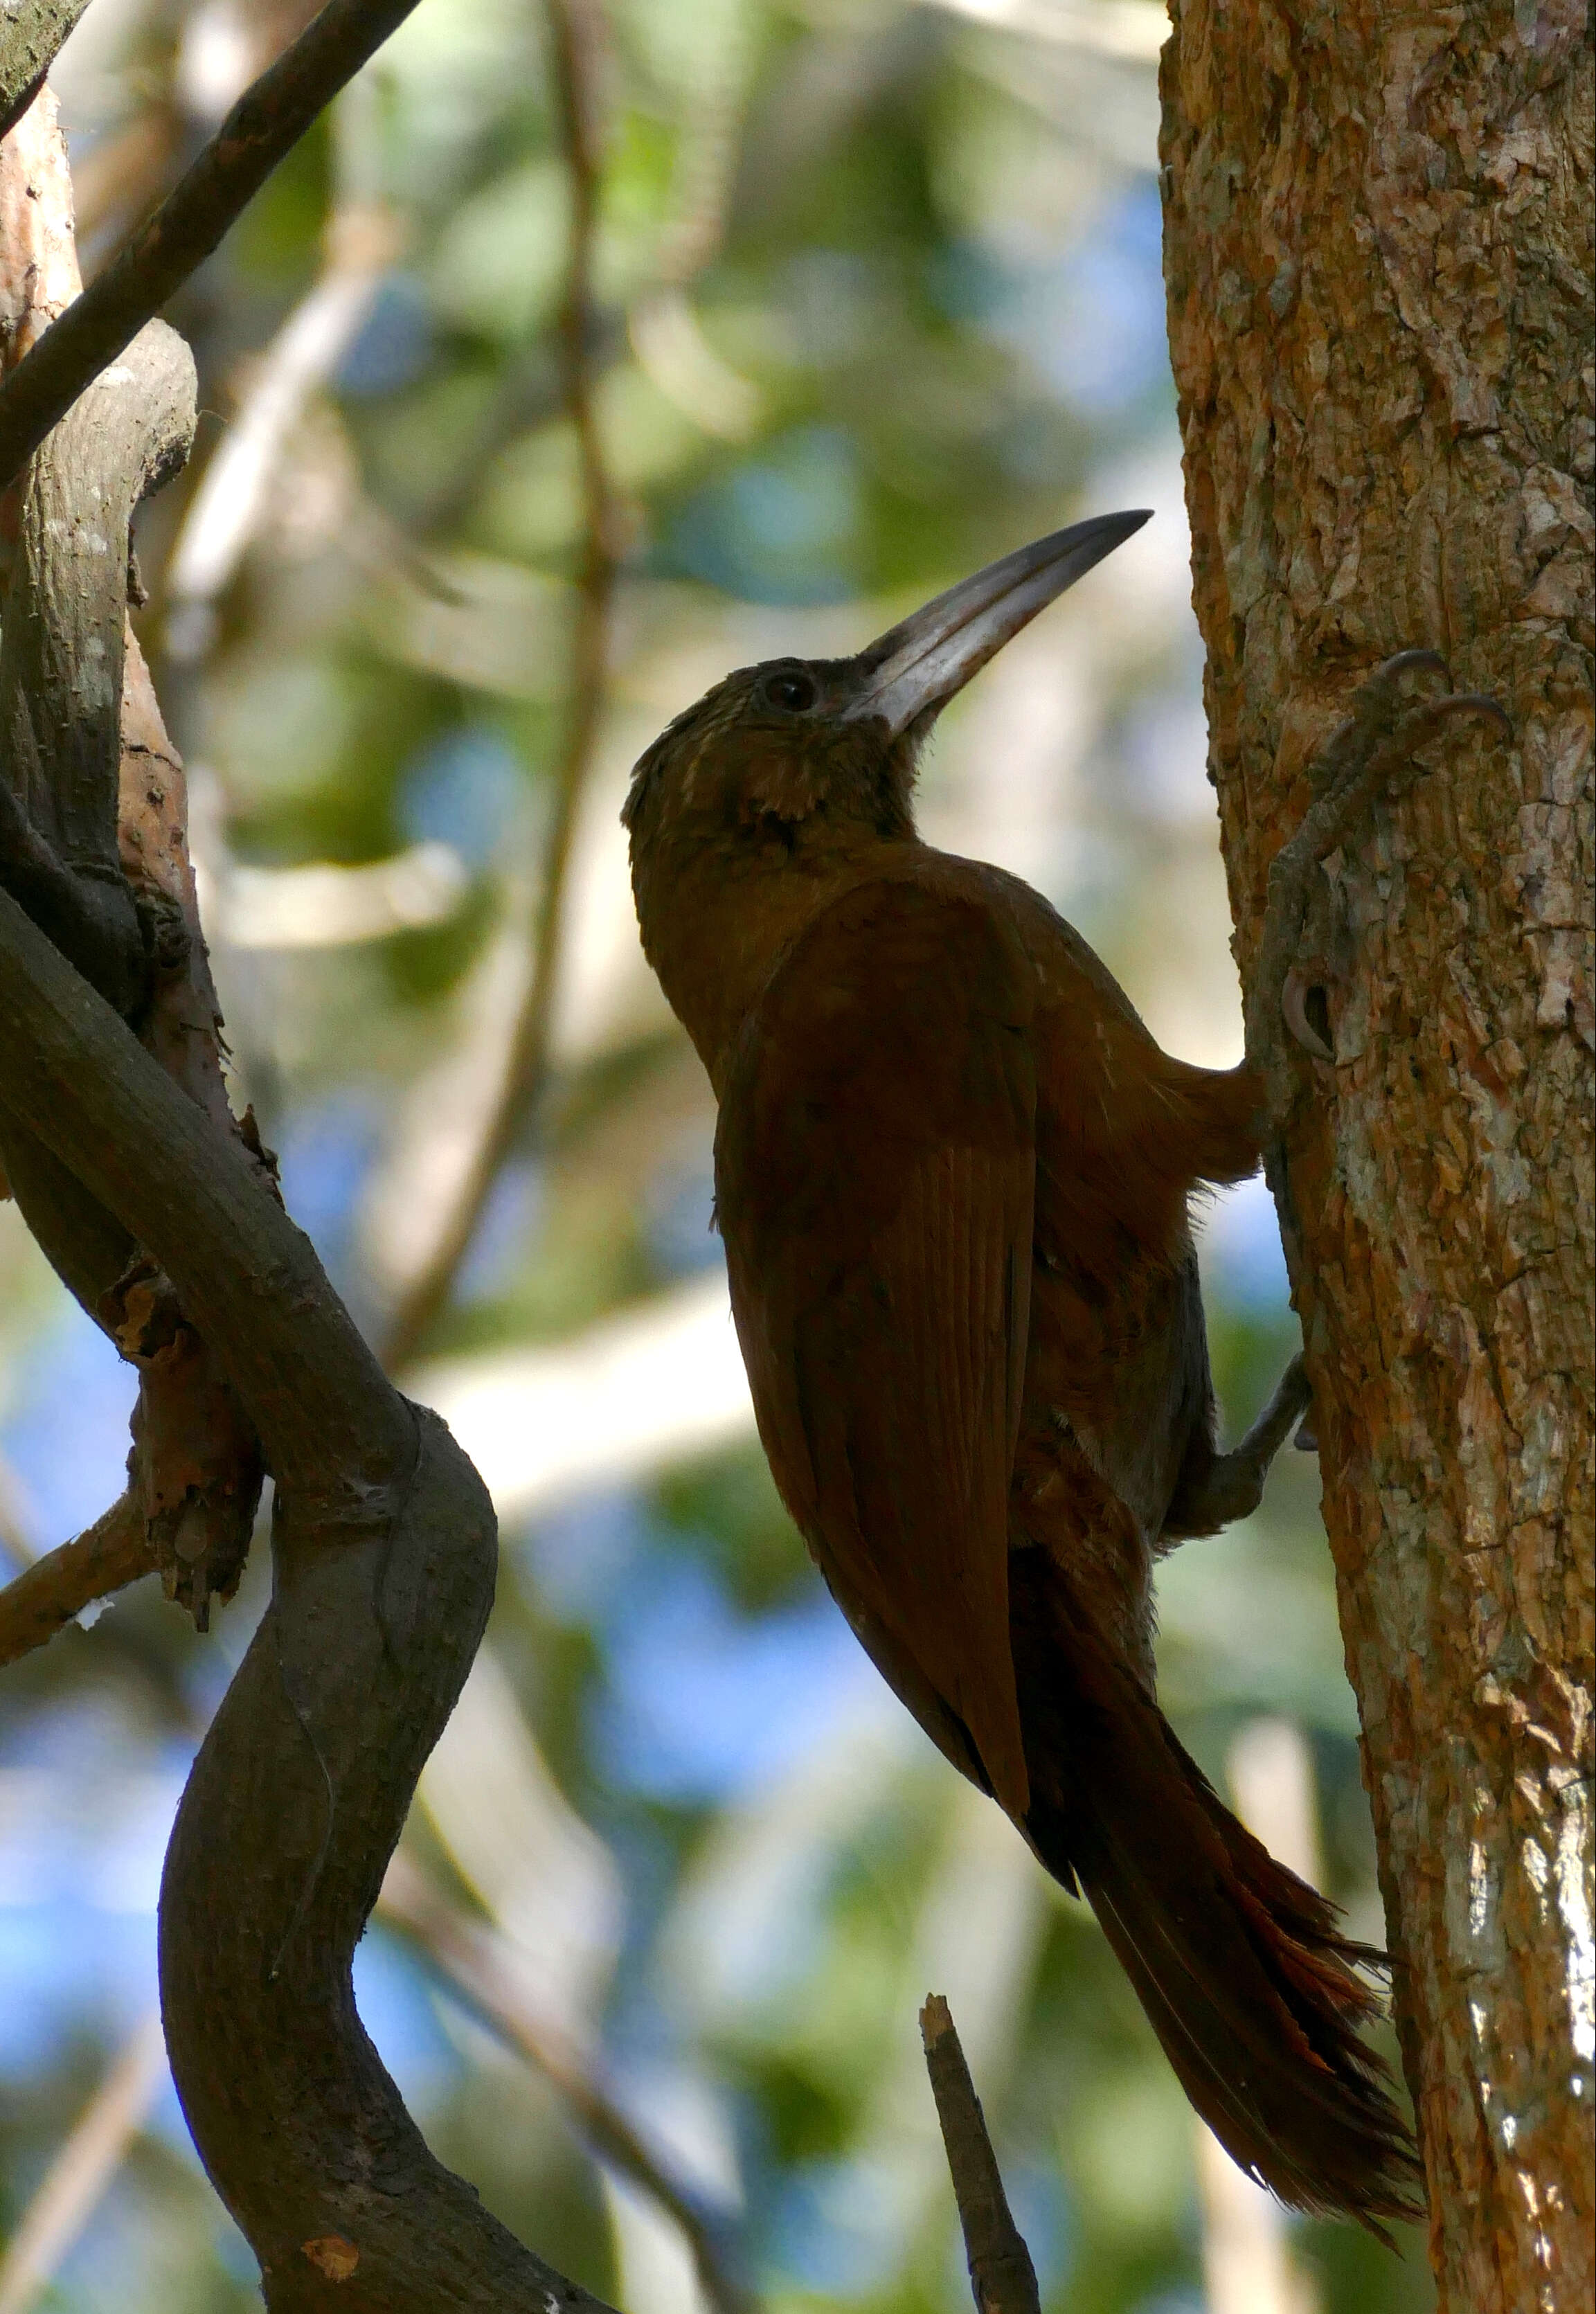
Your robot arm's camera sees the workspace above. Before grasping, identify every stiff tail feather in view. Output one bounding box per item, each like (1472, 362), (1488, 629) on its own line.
(1009, 1549), (1423, 2232)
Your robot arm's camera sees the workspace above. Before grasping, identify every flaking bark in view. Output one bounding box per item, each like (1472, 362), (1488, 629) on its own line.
(1159, 6), (1594, 2306)
(0, 91), (262, 1622)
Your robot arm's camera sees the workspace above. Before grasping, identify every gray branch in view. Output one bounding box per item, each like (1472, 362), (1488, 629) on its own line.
(0, 304), (263, 1623)
(921, 1995), (1041, 2314)
(0, 319), (195, 1018)
(0, 0), (429, 492)
(0, 884), (619, 2311)
(0, 1), (91, 142)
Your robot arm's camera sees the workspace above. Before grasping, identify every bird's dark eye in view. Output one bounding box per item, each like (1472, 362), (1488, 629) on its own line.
(762, 671), (818, 712)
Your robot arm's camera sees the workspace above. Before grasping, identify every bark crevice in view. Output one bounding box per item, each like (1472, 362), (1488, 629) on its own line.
(0, 94), (262, 1624)
(1160, 7), (1593, 2306)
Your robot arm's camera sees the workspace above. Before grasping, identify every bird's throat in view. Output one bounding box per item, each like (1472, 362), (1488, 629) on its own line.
(633, 827), (913, 1094)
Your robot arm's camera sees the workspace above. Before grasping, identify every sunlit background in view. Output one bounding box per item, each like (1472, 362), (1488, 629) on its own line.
(0, 3), (1435, 2308)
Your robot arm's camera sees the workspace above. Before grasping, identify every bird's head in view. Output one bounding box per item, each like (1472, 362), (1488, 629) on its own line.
(624, 509), (1150, 1081)
(623, 509), (1150, 868)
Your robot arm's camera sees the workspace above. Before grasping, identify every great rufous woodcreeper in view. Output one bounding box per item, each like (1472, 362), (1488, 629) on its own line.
(625, 511), (1504, 2225)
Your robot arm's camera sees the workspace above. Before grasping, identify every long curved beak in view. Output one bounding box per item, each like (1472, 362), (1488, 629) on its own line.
(841, 510), (1151, 737)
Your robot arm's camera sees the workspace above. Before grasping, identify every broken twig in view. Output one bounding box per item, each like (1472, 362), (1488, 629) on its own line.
(0, 1493), (156, 1670)
(920, 1994), (1041, 2314)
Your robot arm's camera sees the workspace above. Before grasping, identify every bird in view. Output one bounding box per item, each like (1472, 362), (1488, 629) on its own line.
(623, 510), (1432, 2227)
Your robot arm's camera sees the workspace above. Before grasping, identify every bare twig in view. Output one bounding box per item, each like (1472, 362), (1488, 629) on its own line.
(920, 1995), (1041, 2314)
(0, 0), (428, 492)
(0, 1), (90, 145)
(0, 1492), (156, 1669)
(379, 0), (619, 1372)
(379, 1853), (757, 2314)
(0, 2009), (166, 2314)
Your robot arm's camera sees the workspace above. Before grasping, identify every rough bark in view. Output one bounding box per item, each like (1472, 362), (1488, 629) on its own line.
(0, 888), (617, 2312)
(0, 89), (262, 1622)
(0, 70), (618, 2312)
(0, 316), (195, 1010)
(1160, 7), (1594, 2311)
(0, 1), (90, 145)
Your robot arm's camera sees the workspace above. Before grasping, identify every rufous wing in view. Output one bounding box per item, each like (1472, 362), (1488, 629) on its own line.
(715, 875), (1036, 1820)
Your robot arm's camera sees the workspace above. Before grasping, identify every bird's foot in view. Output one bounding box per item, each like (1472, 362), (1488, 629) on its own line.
(1246, 651), (1509, 1123)
(1160, 1354), (1314, 1539)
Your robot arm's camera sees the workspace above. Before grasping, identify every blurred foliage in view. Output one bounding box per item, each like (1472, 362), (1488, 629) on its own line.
(0, 2), (1437, 2310)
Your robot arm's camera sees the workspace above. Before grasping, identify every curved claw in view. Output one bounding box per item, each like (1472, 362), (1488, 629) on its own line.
(1282, 966), (1336, 1061)
(1438, 690), (1514, 738)
(1308, 650), (1460, 796)
(1373, 647), (1453, 691)
(1374, 691), (1514, 780)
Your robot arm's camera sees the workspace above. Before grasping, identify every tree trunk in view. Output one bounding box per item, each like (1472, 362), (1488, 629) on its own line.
(1159, 6), (1593, 2311)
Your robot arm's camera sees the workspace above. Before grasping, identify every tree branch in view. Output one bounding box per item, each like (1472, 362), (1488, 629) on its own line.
(0, 1492), (155, 1669)
(0, 886), (618, 2310)
(379, 0), (619, 1372)
(0, 1), (89, 146)
(0, 881), (409, 1482)
(379, 1854), (759, 2314)
(0, 0), (429, 492)
(920, 1995), (1040, 2314)
(0, 316), (196, 1010)
(0, 91), (262, 1625)
(0, 59), (609, 2306)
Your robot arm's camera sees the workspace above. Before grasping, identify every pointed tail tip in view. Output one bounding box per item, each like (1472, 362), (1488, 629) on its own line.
(1010, 1552), (1426, 2236)
(1248, 2045), (1426, 2238)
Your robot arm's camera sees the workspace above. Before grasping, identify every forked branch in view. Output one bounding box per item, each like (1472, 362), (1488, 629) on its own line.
(0, 58), (617, 2304)
(0, 92), (261, 1625)
(0, 0), (431, 490)
(0, 887), (617, 2311)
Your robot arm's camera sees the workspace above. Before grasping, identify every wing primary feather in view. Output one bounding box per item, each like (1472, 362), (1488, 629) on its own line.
(716, 877), (1037, 1818)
